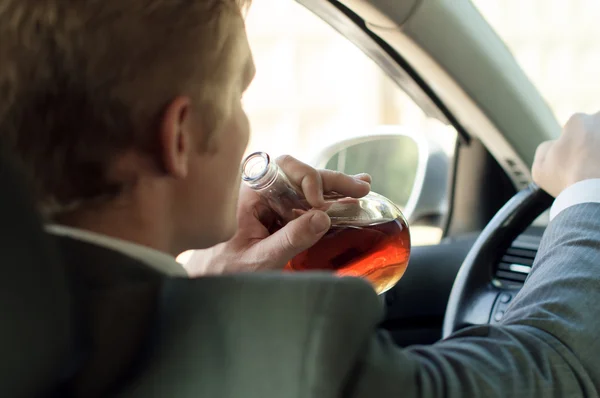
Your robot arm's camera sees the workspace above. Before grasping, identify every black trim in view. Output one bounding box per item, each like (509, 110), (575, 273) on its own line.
(379, 315), (443, 331)
(446, 138), (516, 236)
(442, 138), (461, 238)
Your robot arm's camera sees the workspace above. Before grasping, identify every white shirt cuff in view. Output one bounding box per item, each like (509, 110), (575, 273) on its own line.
(549, 179), (600, 221)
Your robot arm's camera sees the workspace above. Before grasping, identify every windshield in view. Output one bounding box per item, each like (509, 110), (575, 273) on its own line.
(473, 0), (600, 124)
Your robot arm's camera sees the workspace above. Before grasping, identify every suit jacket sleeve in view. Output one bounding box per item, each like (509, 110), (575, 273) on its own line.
(340, 203), (600, 397)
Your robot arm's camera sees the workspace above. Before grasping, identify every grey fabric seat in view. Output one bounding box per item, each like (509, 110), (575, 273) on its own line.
(0, 153), (73, 397)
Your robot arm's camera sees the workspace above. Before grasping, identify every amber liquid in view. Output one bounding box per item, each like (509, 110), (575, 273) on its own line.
(285, 217), (411, 294)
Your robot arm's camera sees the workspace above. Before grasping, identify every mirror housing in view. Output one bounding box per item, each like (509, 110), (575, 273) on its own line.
(310, 126), (451, 227)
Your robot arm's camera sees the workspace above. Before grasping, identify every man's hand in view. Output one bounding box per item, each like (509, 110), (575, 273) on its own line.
(533, 112), (600, 197)
(184, 155), (371, 276)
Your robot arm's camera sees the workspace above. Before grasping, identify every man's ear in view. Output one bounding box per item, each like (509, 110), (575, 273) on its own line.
(159, 96), (194, 179)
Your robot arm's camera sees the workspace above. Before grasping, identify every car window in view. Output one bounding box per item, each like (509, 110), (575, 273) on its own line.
(243, 0), (458, 246)
(473, 0), (600, 124)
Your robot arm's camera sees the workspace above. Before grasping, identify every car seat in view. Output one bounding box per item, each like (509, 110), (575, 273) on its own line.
(0, 152), (73, 397)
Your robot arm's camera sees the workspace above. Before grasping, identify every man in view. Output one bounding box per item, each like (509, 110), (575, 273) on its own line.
(0, 0), (599, 397)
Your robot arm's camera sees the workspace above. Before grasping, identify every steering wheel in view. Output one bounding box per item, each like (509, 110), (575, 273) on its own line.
(442, 183), (554, 338)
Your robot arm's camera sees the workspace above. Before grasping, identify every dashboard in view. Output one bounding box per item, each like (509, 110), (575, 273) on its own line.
(492, 225), (545, 290)
(383, 209), (549, 347)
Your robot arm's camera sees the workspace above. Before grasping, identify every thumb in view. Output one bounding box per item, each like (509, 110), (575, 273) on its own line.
(262, 210), (331, 263)
(532, 140), (558, 196)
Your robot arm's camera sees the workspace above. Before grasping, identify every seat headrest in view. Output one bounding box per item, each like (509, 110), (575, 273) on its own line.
(0, 153), (72, 397)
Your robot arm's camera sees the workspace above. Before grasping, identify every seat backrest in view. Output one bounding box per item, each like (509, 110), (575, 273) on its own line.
(114, 273), (381, 398)
(0, 153), (72, 397)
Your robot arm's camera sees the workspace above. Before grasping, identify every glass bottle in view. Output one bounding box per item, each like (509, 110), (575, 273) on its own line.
(242, 152), (411, 294)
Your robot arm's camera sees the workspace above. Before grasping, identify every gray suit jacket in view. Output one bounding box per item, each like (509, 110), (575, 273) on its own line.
(62, 204), (600, 397)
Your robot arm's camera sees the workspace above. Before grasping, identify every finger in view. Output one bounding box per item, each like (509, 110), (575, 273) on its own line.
(319, 169), (371, 198)
(560, 113), (592, 145)
(276, 155), (325, 207)
(353, 173), (372, 184)
(533, 140), (553, 164)
(276, 155), (371, 208)
(531, 140), (555, 191)
(236, 183), (265, 220)
(563, 112), (588, 133)
(258, 210), (331, 268)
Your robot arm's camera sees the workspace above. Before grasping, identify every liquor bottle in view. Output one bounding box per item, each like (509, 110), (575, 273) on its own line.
(242, 152), (411, 294)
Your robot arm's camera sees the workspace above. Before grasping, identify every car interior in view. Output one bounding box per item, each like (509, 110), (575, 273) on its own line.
(1, 0), (575, 396)
(284, 0), (559, 347)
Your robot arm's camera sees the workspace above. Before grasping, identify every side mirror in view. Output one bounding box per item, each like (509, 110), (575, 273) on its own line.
(310, 126), (451, 228)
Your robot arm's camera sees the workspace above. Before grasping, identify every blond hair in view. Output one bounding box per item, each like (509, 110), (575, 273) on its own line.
(0, 0), (251, 217)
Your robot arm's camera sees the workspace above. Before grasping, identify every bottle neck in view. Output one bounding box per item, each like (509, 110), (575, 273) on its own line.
(241, 152), (309, 223)
(241, 152), (280, 190)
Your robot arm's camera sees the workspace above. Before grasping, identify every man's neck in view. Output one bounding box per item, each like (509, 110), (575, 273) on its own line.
(55, 198), (177, 256)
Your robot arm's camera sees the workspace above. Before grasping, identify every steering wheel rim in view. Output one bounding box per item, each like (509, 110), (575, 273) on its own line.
(442, 183), (554, 338)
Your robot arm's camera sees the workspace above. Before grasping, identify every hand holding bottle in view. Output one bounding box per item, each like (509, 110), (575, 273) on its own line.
(184, 155), (371, 276)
